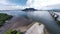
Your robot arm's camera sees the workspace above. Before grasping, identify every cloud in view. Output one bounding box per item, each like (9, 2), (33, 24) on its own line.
(0, 5), (26, 10)
(0, 0), (26, 10)
(0, 0), (8, 5)
(0, 0), (14, 5)
(26, 0), (60, 9)
(0, 0), (60, 10)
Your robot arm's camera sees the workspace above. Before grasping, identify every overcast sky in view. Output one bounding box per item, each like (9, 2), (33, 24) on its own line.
(0, 0), (60, 10)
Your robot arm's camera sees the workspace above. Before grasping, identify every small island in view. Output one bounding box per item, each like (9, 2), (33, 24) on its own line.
(22, 8), (37, 11)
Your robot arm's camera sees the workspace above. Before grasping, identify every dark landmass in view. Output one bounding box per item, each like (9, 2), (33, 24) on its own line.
(22, 8), (38, 11)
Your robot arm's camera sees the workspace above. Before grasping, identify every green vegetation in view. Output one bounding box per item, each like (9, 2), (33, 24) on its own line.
(0, 13), (13, 27)
(16, 32), (22, 34)
(5, 29), (22, 34)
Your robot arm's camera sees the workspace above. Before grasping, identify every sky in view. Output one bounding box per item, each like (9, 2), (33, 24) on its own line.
(0, 0), (60, 10)
(27, 0), (60, 9)
(0, 0), (27, 10)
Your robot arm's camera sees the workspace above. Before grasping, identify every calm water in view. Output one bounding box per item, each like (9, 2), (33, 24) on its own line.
(27, 11), (60, 34)
(0, 11), (60, 34)
(0, 10), (26, 17)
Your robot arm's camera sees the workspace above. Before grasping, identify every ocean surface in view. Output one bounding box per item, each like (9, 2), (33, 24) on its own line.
(0, 10), (60, 34)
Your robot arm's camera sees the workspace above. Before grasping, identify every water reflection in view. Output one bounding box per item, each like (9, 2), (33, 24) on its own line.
(0, 11), (60, 34)
(26, 11), (60, 34)
(0, 11), (26, 17)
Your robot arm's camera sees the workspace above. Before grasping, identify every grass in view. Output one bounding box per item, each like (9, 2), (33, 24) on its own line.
(5, 29), (22, 34)
(0, 13), (13, 27)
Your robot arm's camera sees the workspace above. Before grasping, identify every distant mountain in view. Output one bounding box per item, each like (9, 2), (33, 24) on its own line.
(22, 8), (37, 11)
